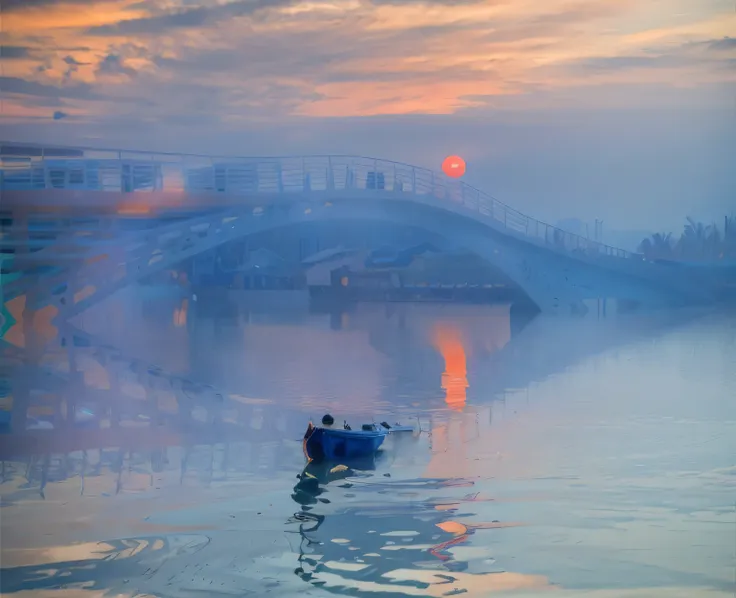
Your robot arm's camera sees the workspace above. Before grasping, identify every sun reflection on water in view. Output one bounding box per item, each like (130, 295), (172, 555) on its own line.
(432, 324), (469, 412)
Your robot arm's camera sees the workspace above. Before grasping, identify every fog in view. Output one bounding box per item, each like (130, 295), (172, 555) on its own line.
(1, 2), (735, 596)
(3, 105), (734, 232)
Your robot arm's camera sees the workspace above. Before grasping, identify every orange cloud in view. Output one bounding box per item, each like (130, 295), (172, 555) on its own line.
(4, 0), (147, 31)
(1, 0), (733, 124)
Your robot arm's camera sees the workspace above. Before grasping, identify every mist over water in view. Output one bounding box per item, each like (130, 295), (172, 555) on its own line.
(2, 0), (734, 594)
(1, 286), (735, 597)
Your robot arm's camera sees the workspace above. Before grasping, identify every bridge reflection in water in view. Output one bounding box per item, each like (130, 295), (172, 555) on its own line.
(0, 293), (523, 462)
(2, 282), (730, 597)
(1, 296), (521, 509)
(0, 286), (690, 479)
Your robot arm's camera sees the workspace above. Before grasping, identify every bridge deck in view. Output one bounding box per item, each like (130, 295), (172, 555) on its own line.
(1, 142), (632, 257)
(2, 141), (726, 321)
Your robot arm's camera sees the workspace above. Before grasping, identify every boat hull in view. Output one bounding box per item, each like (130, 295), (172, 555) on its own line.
(305, 427), (387, 461)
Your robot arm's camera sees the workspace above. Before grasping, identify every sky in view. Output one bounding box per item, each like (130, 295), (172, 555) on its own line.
(0, 0), (735, 231)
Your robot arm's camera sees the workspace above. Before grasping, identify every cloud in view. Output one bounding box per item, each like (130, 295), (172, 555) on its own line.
(2, 0), (734, 124)
(528, 1), (628, 26)
(52, 110), (69, 120)
(1, 0), (122, 9)
(0, 76), (101, 100)
(86, 0), (296, 36)
(549, 33), (736, 81)
(0, 0), (67, 8)
(63, 55), (89, 66)
(0, 46), (32, 59)
(707, 36), (736, 52)
(570, 54), (698, 72)
(96, 53), (137, 77)
(367, 0), (486, 4)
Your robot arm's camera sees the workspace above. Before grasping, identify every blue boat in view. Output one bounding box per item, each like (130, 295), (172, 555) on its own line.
(303, 422), (387, 462)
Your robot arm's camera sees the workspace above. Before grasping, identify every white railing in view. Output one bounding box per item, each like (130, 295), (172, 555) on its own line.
(0, 141), (635, 260)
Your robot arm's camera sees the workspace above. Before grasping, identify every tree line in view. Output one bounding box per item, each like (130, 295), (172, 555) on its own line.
(638, 216), (735, 262)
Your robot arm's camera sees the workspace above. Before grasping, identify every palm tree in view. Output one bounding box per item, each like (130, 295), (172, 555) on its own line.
(640, 216), (735, 262)
(638, 232), (674, 260)
(723, 215), (736, 259)
(705, 225), (722, 259)
(676, 217), (719, 261)
(677, 217), (703, 259)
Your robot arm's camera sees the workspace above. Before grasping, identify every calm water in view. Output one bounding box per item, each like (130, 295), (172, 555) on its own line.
(1, 287), (735, 598)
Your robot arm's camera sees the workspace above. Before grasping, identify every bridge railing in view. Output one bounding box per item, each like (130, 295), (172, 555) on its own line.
(0, 142), (635, 260)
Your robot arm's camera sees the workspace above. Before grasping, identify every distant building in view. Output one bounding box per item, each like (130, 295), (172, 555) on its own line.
(234, 248), (303, 289)
(304, 248), (367, 288)
(193, 247), (303, 289)
(304, 244), (522, 303)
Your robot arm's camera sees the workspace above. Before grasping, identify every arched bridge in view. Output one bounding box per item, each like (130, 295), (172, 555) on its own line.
(0, 142), (715, 323)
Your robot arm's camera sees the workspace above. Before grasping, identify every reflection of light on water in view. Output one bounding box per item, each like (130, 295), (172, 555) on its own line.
(173, 298), (188, 327)
(425, 324), (473, 478)
(78, 355), (111, 390)
(436, 520), (467, 535)
(0, 293), (732, 598)
(73, 284), (96, 304)
(241, 325), (387, 415)
(117, 202), (152, 215)
(313, 568), (553, 596)
(432, 324), (468, 412)
(0, 533), (210, 591)
(290, 471), (538, 597)
(423, 406), (494, 480)
(2, 295), (59, 348)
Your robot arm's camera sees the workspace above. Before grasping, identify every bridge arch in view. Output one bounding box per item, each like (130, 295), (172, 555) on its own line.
(40, 196), (692, 320)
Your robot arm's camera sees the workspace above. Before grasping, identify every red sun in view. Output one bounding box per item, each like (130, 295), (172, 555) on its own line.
(442, 155), (466, 178)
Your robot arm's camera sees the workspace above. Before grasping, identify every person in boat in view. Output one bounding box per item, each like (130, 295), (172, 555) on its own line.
(320, 413), (352, 430)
